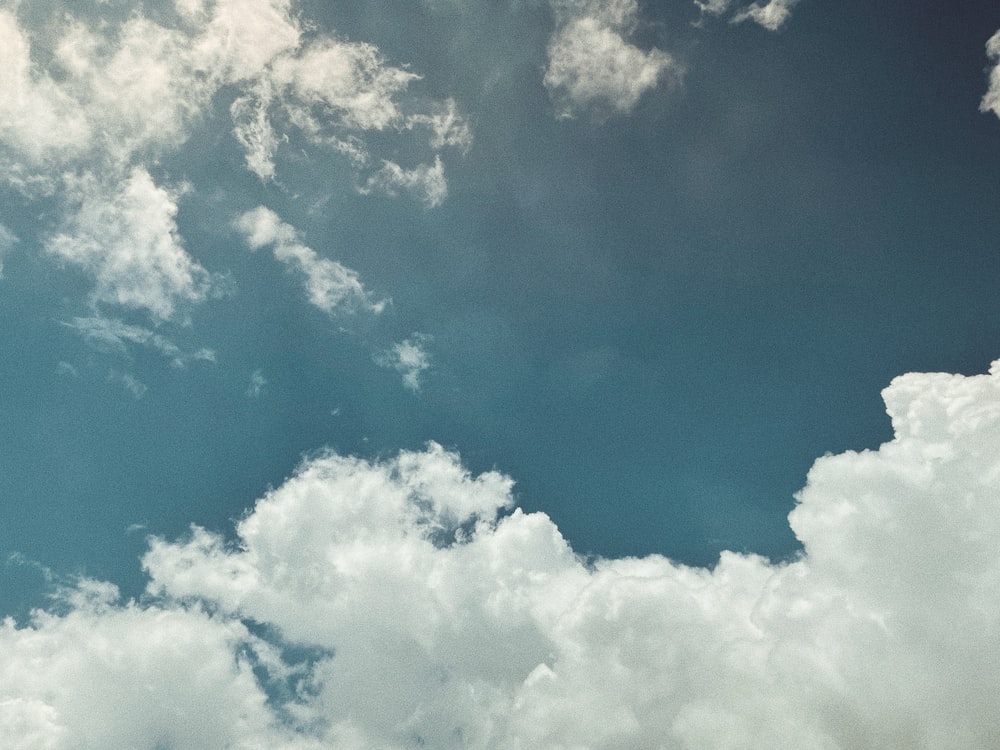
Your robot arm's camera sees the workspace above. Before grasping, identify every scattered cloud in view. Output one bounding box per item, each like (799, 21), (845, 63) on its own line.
(4, 363), (1000, 745)
(0, 0), (467, 329)
(46, 169), (214, 323)
(235, 206), (387, 316)
(695, 0), (801, 30)
(376, 333), (433, 391)
(981, 30), (1000, 119)
(544, 0), (678, 118)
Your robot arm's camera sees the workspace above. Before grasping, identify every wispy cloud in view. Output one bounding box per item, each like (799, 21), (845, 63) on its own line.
(0, 0), (467, 327)
(245, 369), (267, 399)
(234, 206), (387, 316)
(0, 223), (16, 279)
(63, 316), (215, 368)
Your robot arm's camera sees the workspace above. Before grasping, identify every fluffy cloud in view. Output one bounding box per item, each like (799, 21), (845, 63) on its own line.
(5, 361), (1000, 746)
(695, 0), (801, 30)
(375, 334), (433, 391)
(0, 580), (315, 750)
(981, 30), (1000, 119)
(544, 0), (678, 117)
(46, 169), (214, 322)
(235, 206), (386, 316)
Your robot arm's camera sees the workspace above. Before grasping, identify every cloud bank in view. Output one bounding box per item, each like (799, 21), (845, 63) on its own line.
(5, 361), (1000, 747)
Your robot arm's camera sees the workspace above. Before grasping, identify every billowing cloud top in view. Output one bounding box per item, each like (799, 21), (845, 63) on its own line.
(5, 361), (1000, 747)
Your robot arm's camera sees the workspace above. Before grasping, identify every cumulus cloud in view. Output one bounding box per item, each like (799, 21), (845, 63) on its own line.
(544, 0), (678, 117)
(981, 30), (1000, 119)
(695, 0), (800, 30)
(5, 362), (1000, 746)
(235, 206), (386, 316)
(375, 334), (433, 391)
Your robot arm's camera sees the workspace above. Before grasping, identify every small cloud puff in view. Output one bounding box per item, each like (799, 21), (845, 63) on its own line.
(544, 0), (678, 118)
(7, 362), (1000, 746)
(375, 333), (433, 391)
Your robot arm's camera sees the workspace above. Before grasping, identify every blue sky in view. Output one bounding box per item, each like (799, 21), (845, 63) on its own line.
(3, 0), (1000, 746)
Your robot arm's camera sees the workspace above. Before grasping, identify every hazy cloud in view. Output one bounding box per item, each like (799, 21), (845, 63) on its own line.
(544, 0), (678, 117)
(246, 369), (267, 398)
(63, 315), (216, 368)
(0, 223), (16, 279)
(235, 206), (387, 316)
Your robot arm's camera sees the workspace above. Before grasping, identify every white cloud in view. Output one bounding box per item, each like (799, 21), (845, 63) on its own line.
(46, 169), (214, 322)
(981, 30), (1000, 119)
(0, 581), (315, 750)
(2, 361), (997, 746)
(362, 157), (449, 208)
(544, 0), (678, 117)
(234, 206), (386, 315)
(696, 0), (800, 30)
(376, 334), (433, 391)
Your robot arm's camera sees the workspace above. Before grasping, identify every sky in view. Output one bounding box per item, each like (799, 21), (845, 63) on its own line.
(3, 0), (1000, 746)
